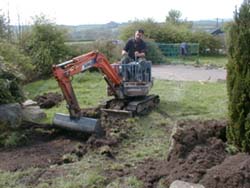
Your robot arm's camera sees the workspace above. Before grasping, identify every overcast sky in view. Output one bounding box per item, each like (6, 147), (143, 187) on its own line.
(0, 0), (243, 25)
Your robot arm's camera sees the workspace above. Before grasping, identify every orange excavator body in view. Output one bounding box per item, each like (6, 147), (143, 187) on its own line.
(52, 51), (159, 134)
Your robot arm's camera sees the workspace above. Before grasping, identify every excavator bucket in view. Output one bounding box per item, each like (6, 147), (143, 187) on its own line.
(53, 113), (102, 134)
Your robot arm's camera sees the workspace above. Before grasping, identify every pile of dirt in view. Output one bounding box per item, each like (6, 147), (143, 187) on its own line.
(132, 119), (250, 188)
(34, 92), (63, 108)
(86, 112), (136, 161)
(0, 65), (25, 105)
(200, 153), (250, 188)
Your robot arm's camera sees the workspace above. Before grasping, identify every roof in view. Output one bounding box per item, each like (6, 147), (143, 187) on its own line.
(211, 28), (224, 35)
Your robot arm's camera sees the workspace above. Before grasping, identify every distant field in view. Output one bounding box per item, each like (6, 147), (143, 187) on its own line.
(65, 40), (94, 45)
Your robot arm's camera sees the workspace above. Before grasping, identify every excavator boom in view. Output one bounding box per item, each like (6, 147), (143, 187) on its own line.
(52, 51), (124, 133)
(52, 51), (122, 118)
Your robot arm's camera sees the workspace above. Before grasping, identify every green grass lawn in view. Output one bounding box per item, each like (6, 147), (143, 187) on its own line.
(153, 79), (228, 120)
(24, 71), (227, 123)
(2, 71), (228, 187)
(198, 56), (228, 68)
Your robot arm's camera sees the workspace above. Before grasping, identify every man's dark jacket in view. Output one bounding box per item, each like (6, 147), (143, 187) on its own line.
(123, 38), (147, 60)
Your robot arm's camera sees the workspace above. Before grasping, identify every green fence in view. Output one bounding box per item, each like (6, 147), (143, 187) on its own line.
(157, 43), (199, 57)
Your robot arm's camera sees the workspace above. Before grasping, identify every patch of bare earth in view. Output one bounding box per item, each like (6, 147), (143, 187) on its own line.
(130, 120), (250, 188)
(0, 130), (88, 171)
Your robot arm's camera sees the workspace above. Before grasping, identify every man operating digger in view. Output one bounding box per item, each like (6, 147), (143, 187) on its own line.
(121, 29), (147, 64)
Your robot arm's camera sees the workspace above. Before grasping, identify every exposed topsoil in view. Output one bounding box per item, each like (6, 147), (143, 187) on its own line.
(0, 130), (88, 171)
(1, 107), (250, 188)
(34, 92), (63, 108)
(131, 120), (250, 188)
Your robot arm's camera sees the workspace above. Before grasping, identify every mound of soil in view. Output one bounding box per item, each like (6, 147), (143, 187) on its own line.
(132, 120), (250, 188)
(86, 112), (135, 160)
(34, 92), (63, 108)
(200, 153), (250, 188)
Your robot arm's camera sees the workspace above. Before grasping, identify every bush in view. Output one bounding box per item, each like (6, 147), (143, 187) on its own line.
(0, 131), (28, 148)
(0, 40), (34, 81)
(119, 19), (161, 41)
(119, 19), (223, 56)
(145, 40), (165, 64)
(67, 40), (123, 62)
(24, 16), (69, 78)
(66, 41), (95, 57)
(0, 65), (25, 105)
(227, 1), (250, 152)
(190, 31), (222, 55)
(3, 132), (22, 147)
(92, 40), (123, 62)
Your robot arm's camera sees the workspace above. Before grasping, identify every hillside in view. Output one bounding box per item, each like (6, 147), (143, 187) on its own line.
(11, 19), (231, 41)
(65, 19), (231, 41)
(59, 21), (125, 41)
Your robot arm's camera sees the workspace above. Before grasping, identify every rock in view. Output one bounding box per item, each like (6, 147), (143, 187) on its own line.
(170, 180), (205, 188)
(62, 154), (78, 164)
(0, 103), (23, 130)
(21, 105), (46, 122)
(22, 99), (37, 107)
(99, 145), (112, 155)
(99, 145), (115, 159)
(0, 101), (47, 131)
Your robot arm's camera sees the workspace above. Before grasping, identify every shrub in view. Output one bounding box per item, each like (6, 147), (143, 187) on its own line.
(227, 1), (250, 152)
(0, 40), (34, 82)
(145, 40), (165, 64)
(0, 62), (25, 104)
(190, 31), (222, 55)
(67, 40), (123, 62)
(92, 40), (123, 62)
(25, 16), (69, 78)
(119, 19), (223, 56)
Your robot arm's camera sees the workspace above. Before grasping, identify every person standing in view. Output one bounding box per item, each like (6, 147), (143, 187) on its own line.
(180, 42), (188, 57)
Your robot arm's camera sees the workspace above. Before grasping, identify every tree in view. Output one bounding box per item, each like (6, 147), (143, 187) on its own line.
(227, 0), (250, 152)
(166, 9), (182, 25)
(0, 11), (11, 40)
(119, 18), (161, 41)
(0, 11), (33, 82)
(0, 40), (33, 82)
(26, 15), (69, 78)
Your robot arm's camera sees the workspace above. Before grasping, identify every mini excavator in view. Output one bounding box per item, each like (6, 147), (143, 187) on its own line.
(52, 51), (159, 134)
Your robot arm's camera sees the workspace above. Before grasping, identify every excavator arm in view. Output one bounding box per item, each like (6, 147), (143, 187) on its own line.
(52, 51), (122, 118)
